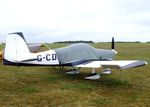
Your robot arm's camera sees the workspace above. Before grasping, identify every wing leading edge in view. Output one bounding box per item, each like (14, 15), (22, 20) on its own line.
(75, 60), (147, 69)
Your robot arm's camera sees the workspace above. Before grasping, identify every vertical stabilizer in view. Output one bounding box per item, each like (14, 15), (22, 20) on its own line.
(4, 32), (31, 62)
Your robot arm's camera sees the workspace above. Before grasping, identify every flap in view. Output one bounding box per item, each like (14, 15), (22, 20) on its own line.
(75, 61), (101, 68)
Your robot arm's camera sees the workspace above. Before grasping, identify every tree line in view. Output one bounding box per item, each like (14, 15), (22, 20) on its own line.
(53, 40), (95, 43)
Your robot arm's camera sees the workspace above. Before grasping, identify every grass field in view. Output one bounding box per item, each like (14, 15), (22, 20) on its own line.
(0, 43), (150, 107)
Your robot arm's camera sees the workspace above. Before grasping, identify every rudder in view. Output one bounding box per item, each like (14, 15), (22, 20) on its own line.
(4, 32), (31, 62)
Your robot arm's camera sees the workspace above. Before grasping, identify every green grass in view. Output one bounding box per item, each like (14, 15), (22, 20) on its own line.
(18, 85), (40, 94)
(0, 43), (150, 106)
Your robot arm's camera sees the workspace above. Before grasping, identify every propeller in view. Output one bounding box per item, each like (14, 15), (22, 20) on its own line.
(111, 37), (115, 50)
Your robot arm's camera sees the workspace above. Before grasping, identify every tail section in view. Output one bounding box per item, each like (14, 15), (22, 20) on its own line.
(3, 32), (31, 63)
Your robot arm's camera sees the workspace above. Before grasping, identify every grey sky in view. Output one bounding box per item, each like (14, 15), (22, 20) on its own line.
(0, 0), (150, 43)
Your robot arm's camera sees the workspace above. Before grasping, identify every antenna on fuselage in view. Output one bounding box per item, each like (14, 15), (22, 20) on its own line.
(44, 42), (51, 50)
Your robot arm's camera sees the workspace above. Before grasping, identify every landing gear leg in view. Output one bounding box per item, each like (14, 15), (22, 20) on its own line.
(92, 68), (96, 74)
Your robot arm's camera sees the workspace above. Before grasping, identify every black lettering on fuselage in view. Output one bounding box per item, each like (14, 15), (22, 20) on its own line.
(37, 54), (57, 62)
(46, 54), (51, 61)
(37, 55), (42, 62)
(52, 54), (56, 60)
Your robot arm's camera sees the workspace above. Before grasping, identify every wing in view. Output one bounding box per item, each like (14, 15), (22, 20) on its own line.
(75, 60), (147, 69)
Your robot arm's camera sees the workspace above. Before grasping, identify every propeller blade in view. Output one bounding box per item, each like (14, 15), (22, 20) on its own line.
(111, 37), (115, 49)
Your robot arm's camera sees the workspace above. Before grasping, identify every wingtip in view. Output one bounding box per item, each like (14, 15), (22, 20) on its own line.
(144, 61), (148, 65)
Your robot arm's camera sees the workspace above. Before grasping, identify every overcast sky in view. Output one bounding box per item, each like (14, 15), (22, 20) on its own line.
(0, 0), (150, 43)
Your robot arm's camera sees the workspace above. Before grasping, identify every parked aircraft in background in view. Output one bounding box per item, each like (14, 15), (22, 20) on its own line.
(0, 50), (3, 60)
(3, 32), (147, 80)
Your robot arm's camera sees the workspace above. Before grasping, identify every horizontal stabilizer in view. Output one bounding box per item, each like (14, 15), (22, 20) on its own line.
(75, 60), (147, 69)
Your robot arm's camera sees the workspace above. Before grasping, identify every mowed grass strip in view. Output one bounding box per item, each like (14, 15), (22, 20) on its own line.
(0, 43), (150, 106)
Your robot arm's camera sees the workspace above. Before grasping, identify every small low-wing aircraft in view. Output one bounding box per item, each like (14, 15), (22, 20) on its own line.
(3, 32), (147, 80)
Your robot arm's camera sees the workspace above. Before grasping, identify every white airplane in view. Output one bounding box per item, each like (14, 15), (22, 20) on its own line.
(3, 32), (147, 80)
